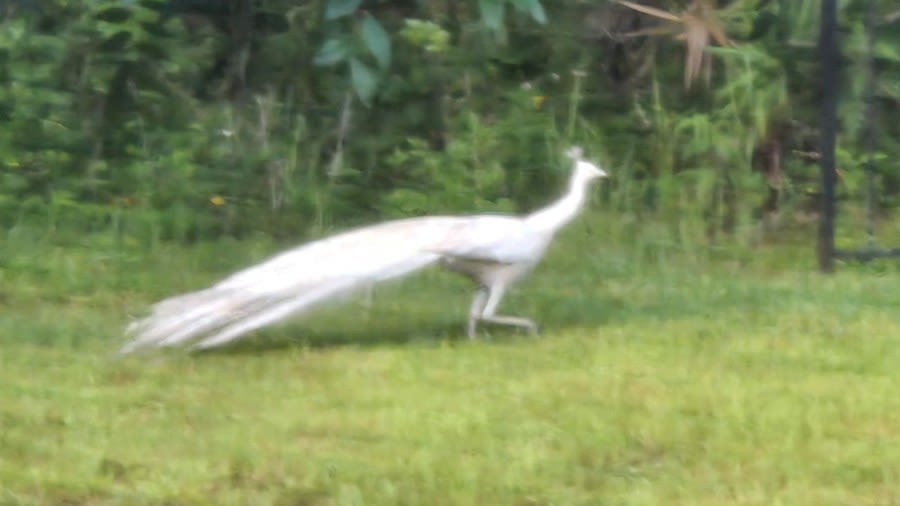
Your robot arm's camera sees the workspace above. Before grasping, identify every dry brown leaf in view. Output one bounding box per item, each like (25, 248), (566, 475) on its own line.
(617, 0), (682, 22)
(616, 0), (736, 88)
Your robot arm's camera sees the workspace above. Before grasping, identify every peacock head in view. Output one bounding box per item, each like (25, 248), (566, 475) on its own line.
(566, 146), (608, 183)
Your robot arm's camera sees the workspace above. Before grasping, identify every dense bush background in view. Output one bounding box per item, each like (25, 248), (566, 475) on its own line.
(2, 0), (898, 247)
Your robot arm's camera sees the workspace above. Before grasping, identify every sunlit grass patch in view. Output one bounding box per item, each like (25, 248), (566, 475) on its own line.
(1, 219), (899, 505)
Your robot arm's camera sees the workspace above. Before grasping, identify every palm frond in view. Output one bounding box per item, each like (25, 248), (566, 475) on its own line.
(618, 0), (738, 89)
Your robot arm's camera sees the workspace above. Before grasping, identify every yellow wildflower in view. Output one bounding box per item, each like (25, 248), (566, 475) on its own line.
(210, 195), (226, 206)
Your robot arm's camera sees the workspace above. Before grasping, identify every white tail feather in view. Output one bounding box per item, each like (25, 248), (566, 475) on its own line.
(190, 278), (361, 350)
(120, 217), (457, 353)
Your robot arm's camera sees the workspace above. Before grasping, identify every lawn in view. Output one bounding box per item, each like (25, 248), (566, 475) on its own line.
(1, 217), (899, 505)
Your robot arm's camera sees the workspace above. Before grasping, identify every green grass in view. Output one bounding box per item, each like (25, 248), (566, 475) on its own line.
(2, 215), (900, 505)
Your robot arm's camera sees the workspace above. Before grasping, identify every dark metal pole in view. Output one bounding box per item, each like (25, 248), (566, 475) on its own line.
(818, 0), (838, 273)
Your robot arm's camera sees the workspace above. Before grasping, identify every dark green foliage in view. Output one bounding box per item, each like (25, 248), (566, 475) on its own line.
(0, 0), (898, 246)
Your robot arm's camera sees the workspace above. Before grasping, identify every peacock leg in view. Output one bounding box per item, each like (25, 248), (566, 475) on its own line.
(478, 284), (538, 336)
(467, 287), (489, 339)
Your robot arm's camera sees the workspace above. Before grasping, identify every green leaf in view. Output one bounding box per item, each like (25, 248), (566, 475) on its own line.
(478, 0), (505, 31)
(325, 0), (363, 20)
(511, 0), (546, 24)
(94, 6), (132, 23)
(314, 38), (349, 67)
(527, 0), (547, 24)
(361, 13), (391, 70)
(350, 58), (378, 105)
(875, 40), (900, 64)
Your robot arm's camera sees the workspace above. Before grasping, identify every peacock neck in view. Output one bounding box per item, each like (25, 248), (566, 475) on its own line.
(524, 173), (589, 234)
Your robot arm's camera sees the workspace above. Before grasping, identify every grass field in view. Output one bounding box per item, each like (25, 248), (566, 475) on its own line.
(2, 216), (900, 505)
